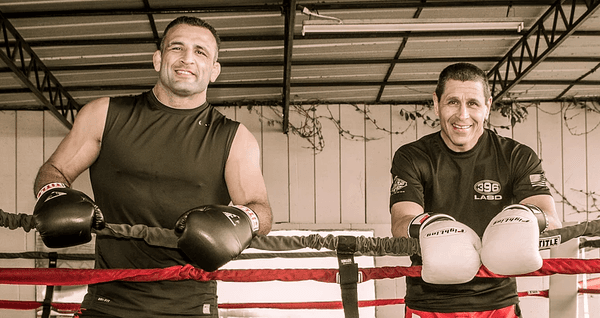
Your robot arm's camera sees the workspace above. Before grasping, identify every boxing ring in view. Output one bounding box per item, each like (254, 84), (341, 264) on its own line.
(1, 209), (600, 318)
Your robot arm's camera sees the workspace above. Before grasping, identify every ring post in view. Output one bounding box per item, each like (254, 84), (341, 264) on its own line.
(41, 252), (58, 318)
(549, 234), (579, 318)
(336, 236), (360, 318)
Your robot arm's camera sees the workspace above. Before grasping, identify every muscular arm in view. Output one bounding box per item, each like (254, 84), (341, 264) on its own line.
(33, 97), (109, 196)
(520, 194), (562, 230)
(225, 123), (272, 235)
(390, 201), (424, 238)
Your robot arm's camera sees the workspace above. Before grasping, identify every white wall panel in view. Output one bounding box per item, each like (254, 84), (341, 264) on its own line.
(587, 106), (600, 220)
(562, 102), (589, 223)
(315, 104), (341, 224)
(365, 105), (393, 224)
(260, 106), (290, 224)
(512, 104), (539, 153)
(538, 102), (566, 221)
(340, 104), (366, 224)
(287, 107), (316, 224)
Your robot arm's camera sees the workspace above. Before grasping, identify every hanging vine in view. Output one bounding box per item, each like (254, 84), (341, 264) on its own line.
(491, 101), (532, 130)
(241, 101), (420, 152)
(397, 102), (440, 129)
(547, 181), (600, 217)
(562, 98), (600, 136)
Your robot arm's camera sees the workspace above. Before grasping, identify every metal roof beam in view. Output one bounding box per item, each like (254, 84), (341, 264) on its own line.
(0, 11), (79, 129)
(556, 62), (600, 99)
(20, 30), (548, 48)
(302, 1), (556, 11)
(15, 31), (599, 49)
(7, 79), (595, 93)
(0, 56), (596, 74)
(282, 0), (295, 134)
(375, 1), (425, 103)
(142, 0), (161, 50)
(2, 1), (556, 19)
(488, 0), (600, 102)
(1, 5), (283, 18)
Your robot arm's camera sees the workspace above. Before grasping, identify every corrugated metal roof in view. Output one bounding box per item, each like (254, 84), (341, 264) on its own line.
(0, 0), (599, 128)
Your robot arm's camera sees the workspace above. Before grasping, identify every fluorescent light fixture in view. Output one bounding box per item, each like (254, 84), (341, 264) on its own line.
(302, 18), (524, 35)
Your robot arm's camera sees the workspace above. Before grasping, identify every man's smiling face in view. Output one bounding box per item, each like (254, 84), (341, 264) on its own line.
(433, 79), (491, 152)
(153, 24), (220, 98)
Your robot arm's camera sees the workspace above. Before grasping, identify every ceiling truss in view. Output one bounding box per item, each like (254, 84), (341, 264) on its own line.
(0, 0), (599, 130)
(0, 11), (79, 128)
(489, 0), (600, 102)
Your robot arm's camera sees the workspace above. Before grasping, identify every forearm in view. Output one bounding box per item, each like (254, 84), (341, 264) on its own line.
(33, 162), (72, 196)
(391, 214), (416, 238)
(390, 201), (424, 238)
(243, 201), (272, 236)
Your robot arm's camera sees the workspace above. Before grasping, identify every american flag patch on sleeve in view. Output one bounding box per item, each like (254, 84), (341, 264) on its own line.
(529, 173), (547, 187)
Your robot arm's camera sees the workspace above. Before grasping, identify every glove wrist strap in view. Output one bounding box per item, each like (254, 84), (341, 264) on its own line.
(234, 205), (260, 233)
(408, 213), (455, 238)
(36, 183), (67, 199)
(502, 204), (548, 233)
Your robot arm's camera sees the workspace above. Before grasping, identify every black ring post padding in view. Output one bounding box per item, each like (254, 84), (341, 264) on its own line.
(337, 236), (359, 318)
(41, 252), (58, 318)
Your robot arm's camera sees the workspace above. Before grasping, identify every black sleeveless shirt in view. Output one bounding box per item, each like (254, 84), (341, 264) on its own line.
(390, 129), (551, 312)
(83, 91), (239, 317)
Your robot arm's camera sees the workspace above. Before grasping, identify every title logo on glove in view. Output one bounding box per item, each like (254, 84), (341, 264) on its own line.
(223, 211), (241, 226)
(43, 191), (67, 203)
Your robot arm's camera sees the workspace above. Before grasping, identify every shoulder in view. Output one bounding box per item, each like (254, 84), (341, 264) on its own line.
(78, 97), (110, 115)
(207, 106), (240, 128)
(74, 97), (110, 127)
(69, 97), (110, 141)
(232, 123), (256, 148)
(486, 129), (536, 156)
(394, 132), (440, 160)
(227, 123), (261, 167)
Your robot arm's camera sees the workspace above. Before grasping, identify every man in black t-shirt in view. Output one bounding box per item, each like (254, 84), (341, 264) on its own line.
(33, 17), (273, 318)
(390, 63), (562, 317)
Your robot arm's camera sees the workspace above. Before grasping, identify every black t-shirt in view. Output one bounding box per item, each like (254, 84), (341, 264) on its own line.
(84, 91), (239, 317)
(390, 129), (551, 312)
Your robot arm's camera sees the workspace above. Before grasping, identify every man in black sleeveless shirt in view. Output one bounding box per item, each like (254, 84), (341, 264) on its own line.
(390, 63), (562, 317)
(33, 17), (273, 318)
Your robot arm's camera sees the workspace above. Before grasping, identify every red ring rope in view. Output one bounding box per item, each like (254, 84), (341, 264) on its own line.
(1, 258), (599, 286)
(3, 290), (594, 312)
(1, 259), (600, 313)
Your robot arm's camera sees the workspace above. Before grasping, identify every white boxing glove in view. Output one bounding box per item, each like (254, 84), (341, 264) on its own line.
(416, 214), (482, 284)
(480, 204), (546, 275)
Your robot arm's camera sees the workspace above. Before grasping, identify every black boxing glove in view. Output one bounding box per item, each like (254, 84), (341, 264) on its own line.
(174, 205), (259, 272)
(33, 183), (105, 248)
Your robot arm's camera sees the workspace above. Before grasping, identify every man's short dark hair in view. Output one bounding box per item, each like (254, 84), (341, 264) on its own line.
(160, 16), (221, 56)
(435, 63), (491, 101)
